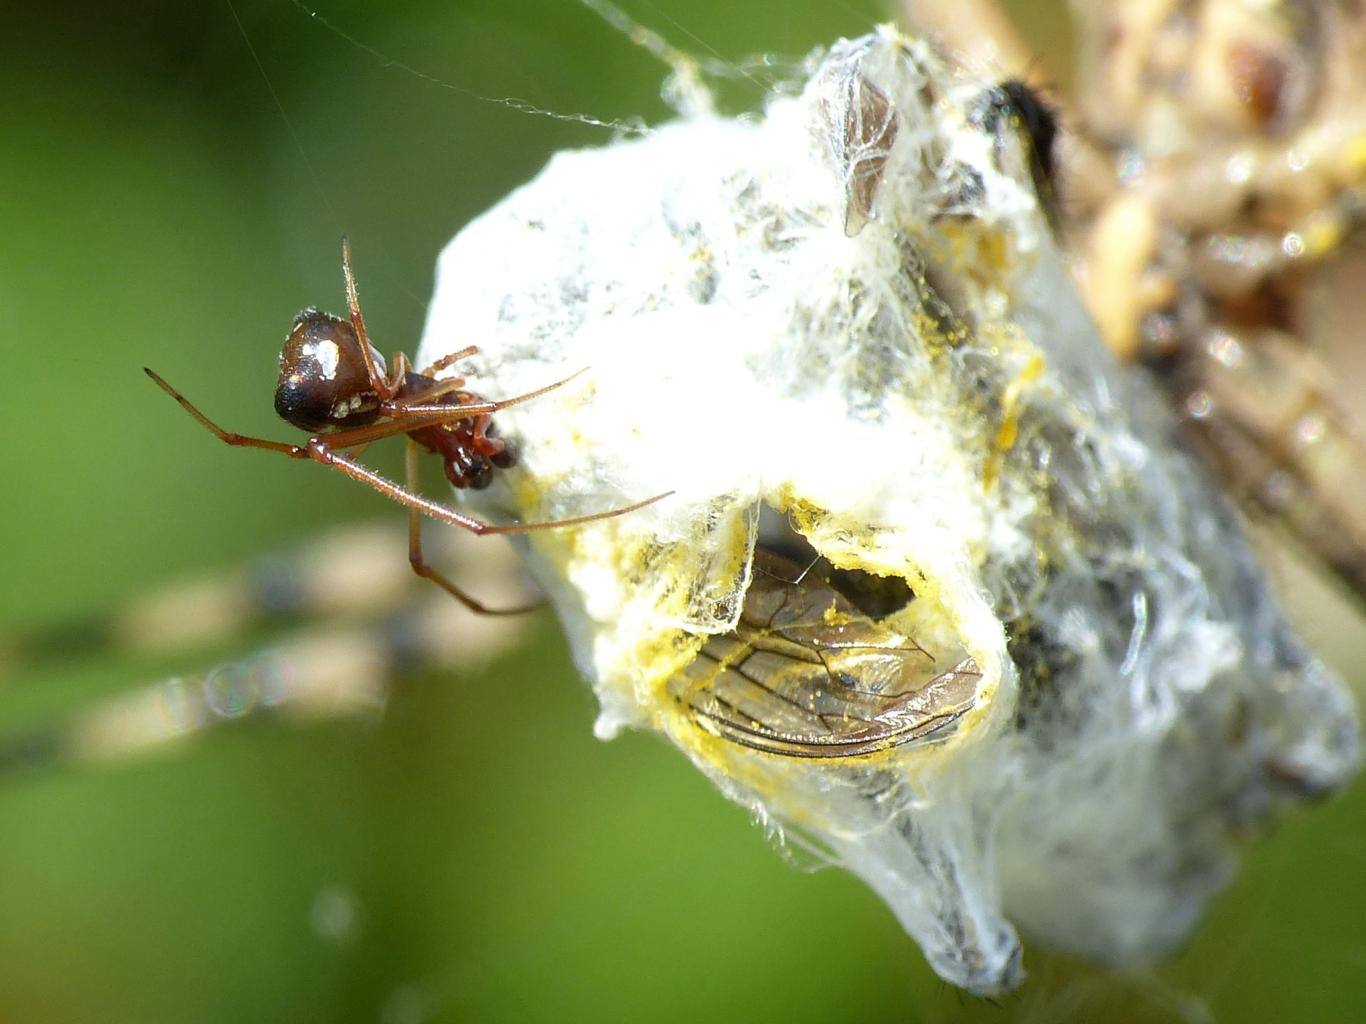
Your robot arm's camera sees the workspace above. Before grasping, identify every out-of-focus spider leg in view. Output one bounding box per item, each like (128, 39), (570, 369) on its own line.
(0, 514), (546, 679)
(0, 573), (537, 777)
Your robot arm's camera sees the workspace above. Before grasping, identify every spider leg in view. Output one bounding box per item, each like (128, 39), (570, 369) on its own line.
(422, 346), (479, 377)
(382, 375), (470, 416)
(147, 369), (671, 534)
(382, 367), (589, 418)
(145, 368), (308, 456)
(403, 438), (543, 615)
(316, 446), (671, 535)
(339, 236), (397, 401)
(147, 367), (494, 452)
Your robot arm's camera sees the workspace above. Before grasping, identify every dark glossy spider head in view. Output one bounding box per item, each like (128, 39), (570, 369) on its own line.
(274, 308), (385, 433)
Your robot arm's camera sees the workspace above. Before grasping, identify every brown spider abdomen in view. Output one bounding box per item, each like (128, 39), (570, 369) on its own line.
(274, 309), (384, 432)
(410, 417), (515, 490)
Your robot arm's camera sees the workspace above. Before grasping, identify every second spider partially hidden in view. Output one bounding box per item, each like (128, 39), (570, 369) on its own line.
(146, 238), (665, 614)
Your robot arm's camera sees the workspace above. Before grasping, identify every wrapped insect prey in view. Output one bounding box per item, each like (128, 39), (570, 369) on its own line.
(416, 26), (1359, 994)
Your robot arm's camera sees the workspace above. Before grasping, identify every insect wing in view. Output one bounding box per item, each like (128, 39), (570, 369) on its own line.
(673, 556), (981, 758)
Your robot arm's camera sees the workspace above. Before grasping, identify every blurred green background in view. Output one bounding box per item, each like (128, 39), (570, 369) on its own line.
(1, 1), (1363, 1021)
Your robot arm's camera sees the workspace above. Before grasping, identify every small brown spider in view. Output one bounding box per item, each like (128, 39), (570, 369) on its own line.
(146, 238), (666, 614)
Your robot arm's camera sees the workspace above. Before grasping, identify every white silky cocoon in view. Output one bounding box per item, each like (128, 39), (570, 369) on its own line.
(416, 27), (1359, 994)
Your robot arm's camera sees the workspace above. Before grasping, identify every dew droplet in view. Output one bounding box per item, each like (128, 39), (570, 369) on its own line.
(310, 885), (362, 944)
